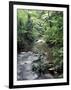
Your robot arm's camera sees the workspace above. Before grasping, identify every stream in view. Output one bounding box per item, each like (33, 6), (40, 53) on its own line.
(17, 51), (54, 80)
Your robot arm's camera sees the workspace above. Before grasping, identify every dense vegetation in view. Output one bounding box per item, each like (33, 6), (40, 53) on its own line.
(17, 9), (63, 78)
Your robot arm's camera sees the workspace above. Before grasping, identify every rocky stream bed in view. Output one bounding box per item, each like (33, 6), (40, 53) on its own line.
(17, 51), (54, 80)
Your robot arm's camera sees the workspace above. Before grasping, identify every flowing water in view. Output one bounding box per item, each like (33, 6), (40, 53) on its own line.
(17, 39), (54, 80)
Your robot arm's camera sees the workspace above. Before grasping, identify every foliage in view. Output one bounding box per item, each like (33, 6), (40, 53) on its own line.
(45, 12), (63, 77)
(17, 9), (63, 78)
(17, 10), (35, 52)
